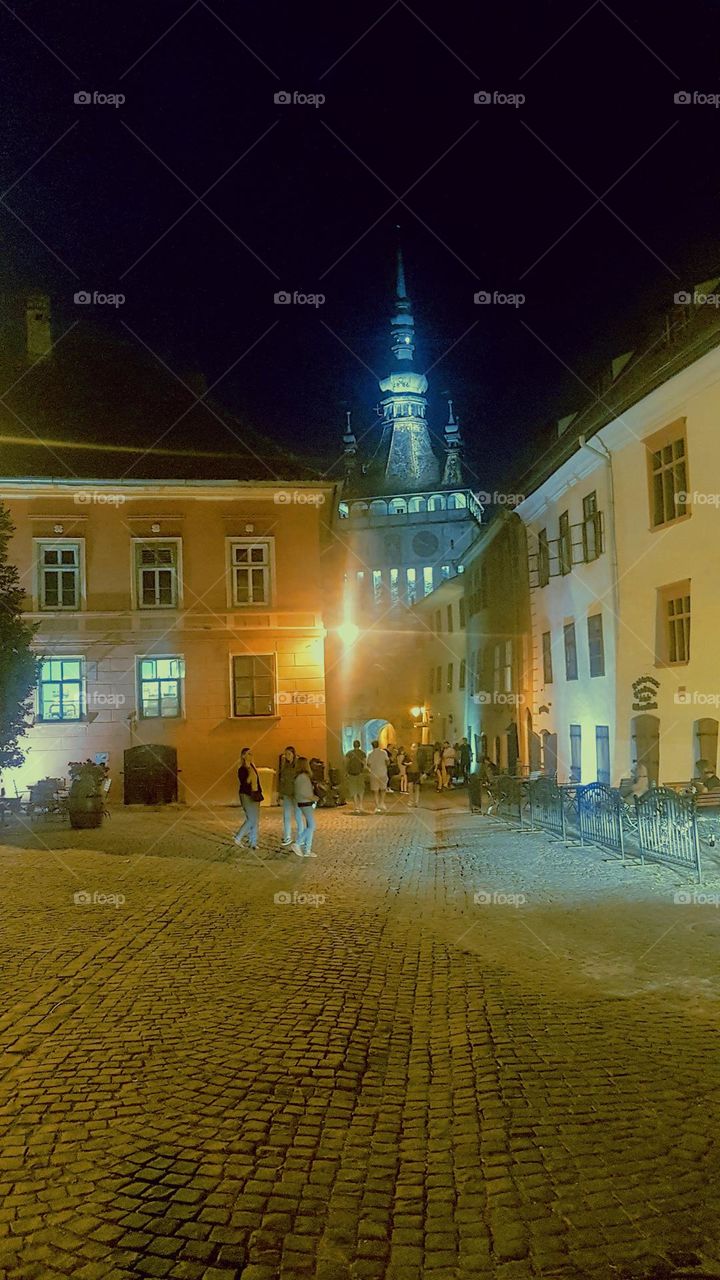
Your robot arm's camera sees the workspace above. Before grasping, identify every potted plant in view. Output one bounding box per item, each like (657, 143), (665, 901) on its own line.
(67, 759), (109, 829)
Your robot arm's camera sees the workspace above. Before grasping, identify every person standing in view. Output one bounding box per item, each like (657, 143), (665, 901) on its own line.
(344, 739), (367, 814)
(367, 740), (389, 812)
(458, 737), (472, 785)
(433, 741), (443, 792)
(278, 746), (297, 847)
(406, 745), (421, 807)
(292, 756), (318, 857)
(442, 741), (455, 789)
(234, 747), (263, 849)
(397, 747), (409, 794)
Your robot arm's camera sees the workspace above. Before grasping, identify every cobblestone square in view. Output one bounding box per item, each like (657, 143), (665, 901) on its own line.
(0, 791), (718, 1279)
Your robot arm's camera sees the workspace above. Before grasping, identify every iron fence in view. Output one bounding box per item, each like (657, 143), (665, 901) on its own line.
(577, 782), (625, 859)
(528, 778), (566, 840)
(634, 787), (702, 882)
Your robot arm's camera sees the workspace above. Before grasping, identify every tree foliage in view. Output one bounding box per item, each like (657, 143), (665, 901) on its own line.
(0, 505), (38, 771)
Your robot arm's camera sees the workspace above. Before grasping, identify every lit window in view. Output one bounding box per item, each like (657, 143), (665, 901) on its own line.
(441, 564), (451, 579)
(135, 541), (179, 608)
(338, 502), (349, 519)
(372, 569), (383, 605)
(229, 540), (272, 607)
(422, 567), (434, 596)
(38, 657), (84, 721)
(406, 567), (417, 604)
(389, 568), (400, 605)
(648, 429), (687, 528)
(138, 657), (184, 719)
(231, 654), (277, 717)
(659, 584), (691, 664)
(38, 541), (82, 610)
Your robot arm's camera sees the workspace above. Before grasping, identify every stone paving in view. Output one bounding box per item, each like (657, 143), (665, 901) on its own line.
(0, 789), (719, 1279)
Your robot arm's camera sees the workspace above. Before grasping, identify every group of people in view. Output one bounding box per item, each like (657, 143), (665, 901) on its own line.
(344, 740), (422, 812)
(431, 738), (472, 791)
(233, 746), (318, 857)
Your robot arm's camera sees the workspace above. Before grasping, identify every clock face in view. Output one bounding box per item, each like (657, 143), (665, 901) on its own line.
(412, 531), (439, 557)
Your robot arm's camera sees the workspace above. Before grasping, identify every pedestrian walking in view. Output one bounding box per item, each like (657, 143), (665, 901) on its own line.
(442, 741), (455, 789)
(278, 746), (297, 847)
(292, 756), (318, 857)
(344, 738), (367, 813)
(433, 741), (443, 791)
(233, 747), (263, 849)
(367, 740), (389, 812)
(458, 737), (472, 784)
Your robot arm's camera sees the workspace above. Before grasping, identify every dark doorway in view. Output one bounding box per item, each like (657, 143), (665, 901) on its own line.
(124, 745), (179, 805)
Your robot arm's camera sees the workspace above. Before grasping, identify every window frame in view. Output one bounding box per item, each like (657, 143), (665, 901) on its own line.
(229, 652), (278, 718)
(558, 512), (572, 576)
(657, 581), (691, 666)
(563, 621), (578, 681)
(137, 654), (185, 720)
(587, 612), (605, 677)
(226, 537), (276, 609)
(37, 655), (85, 723)
(34, 537), (86, 612)
(541, 630), (553, 684)
(645, 420), (689, 531)
(132, 537), (183, 611)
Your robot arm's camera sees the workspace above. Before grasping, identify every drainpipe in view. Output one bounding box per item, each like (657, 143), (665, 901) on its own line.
(578, 434), (620, 770)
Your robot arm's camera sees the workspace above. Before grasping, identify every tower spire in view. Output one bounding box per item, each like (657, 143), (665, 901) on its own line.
(442, 395), (464, 486)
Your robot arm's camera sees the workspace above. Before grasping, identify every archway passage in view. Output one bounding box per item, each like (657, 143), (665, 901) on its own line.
(631, 714), (660, 786)
(362, 719), (396, 754)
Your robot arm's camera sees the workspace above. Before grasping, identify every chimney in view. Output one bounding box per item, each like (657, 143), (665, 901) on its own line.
(26, 293), (52, 360)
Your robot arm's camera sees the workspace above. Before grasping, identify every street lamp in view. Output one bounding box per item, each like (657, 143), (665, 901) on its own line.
(338, 621), (360, 646)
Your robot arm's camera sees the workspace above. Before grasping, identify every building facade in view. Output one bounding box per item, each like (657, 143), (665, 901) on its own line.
(410, 574), (469, 749)
(515, 287), (720, 786)
(1, 478), (335, 805)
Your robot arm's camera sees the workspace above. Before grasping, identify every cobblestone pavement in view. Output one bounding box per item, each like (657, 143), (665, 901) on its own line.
(1, 790), (719, 1280)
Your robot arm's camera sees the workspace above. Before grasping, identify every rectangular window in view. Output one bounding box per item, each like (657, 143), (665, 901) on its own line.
(135, 541), (179, 608)
(648, 429), (687, 528)
(459, 658), (466, 690)
(434, 609), (442, 635)
(229, 539), (272, 607)
(493, 644), (501, 693)
(138, 656), (184, 719)
(564, 622), (578, 680)
(538, 529), (550, 587)
(582, 491), (600, 562)
(587, 613), (605, 677)
(459, 597), (466, 628)
(447, 663), (454, 693)
(406, 567), (417, 604)
(596, 726), (610, 785)
(38, 657), (84, 721)
(37, 541), (82, 610)
(441, 564), (451, 579)
(558, 512), (571, 575)
(231, 654), (277, 717)
(389, 568), (400, 606)
(423, 567), (434, 596)
(372, 569), (383, 606)
(503, 639), (512, 692)
(541, 631), (553, 684)
(659, 584), (691, 664)
(446, 604), (453, 633)
(569, 724), (582, 783)
(436, 665), (442, 693)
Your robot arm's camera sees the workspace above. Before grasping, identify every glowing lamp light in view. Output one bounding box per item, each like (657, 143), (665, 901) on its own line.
(338, 621), (360, 646)
(410, 705), (424, 718)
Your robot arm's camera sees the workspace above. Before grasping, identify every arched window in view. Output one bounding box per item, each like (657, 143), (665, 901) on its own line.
(350, 502), (369, 518)
(338, 502), (349, 519)
(447, 492), (467, 510)
(408, 496), (426, 513)
(369, 500), (388, 517)
(428, 494), (445, 512)
(388, 498), (407, 516)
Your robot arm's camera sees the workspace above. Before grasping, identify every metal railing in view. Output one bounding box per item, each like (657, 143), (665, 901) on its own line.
(577, 782), (625, 860)
(634, 787), (702, 882)
(528, 778), (566, 840)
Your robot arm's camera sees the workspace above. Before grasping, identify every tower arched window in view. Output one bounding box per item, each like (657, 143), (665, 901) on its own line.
(408, 496), (426, 514)
(447, 492), (467, 510)
(369, 500), (388, 517)
(350, 502), (369, 518)
(389, 498), (407, 516)
(428, 494), (445, 512)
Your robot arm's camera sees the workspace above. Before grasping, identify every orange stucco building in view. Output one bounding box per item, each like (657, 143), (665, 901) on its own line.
(1, 477), (336, 806)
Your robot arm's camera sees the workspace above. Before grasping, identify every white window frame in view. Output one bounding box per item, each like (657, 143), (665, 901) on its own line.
(229, 652), (278, 718)
(226, 538), (276, 609)
(37, 655), (85, 722)
(132, 537), (183, 610)
(33, 537), (86, 612)
(136, 655), (185, 720)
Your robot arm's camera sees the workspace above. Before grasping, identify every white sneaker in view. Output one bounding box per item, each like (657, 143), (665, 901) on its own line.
(304, 850), (317, 857)
(292, 843), (304, 857)
(374, 807), (382, 813)
(281, 837), (292, 846)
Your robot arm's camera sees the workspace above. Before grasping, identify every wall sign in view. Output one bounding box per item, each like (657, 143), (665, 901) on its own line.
(632, 675), (660, 712)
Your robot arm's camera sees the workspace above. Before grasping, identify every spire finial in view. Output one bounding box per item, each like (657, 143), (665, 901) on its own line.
(396, 246), (407, 300)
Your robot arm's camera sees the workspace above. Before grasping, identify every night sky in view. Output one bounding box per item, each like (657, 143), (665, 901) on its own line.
(2, 0), (720, 492)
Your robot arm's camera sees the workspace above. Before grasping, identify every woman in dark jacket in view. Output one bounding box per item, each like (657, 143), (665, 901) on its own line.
(278, 746), (297, 847)
(233, 746), (263, 850)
